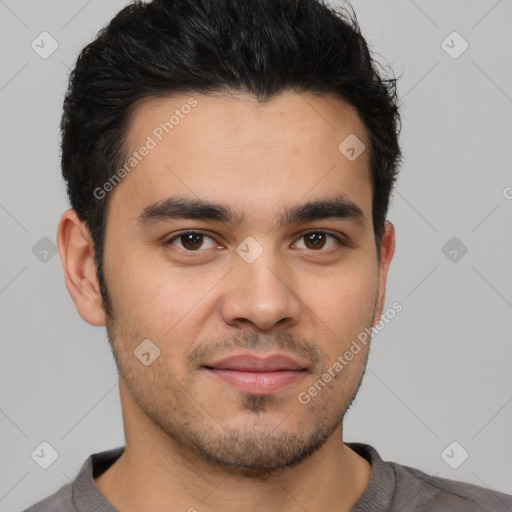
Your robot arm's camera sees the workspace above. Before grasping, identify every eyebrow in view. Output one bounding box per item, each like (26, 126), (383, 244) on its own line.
(136, 194), (366, 228)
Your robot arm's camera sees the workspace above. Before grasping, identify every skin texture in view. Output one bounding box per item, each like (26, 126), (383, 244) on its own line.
(57, 91), (395, 512)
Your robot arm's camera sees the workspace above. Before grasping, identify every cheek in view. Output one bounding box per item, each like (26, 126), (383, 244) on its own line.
(304, 262), (378, 353)
(105, 245), (218, 339)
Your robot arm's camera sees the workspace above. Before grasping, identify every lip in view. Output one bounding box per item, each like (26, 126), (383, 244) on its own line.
(206, 353), (306, 371)
(203, 353), (308, 395)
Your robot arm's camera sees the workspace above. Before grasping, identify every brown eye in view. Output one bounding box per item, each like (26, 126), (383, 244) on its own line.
(166, 231), (216, 251)
(295, 232), (342, 251)
(304, 232), (326, 250)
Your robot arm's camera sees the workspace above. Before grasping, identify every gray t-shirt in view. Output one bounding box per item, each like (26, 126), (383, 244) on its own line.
(23, 442), (512, 511)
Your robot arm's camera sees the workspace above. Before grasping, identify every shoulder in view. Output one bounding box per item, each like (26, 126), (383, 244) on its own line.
(391, 461), (512, 511)
(22, 482), (74, 512)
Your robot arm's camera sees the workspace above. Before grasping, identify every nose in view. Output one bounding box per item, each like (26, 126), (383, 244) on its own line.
(219, 249), (301, 331)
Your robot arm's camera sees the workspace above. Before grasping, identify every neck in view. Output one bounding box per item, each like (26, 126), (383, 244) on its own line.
(94, 382), (372, 512)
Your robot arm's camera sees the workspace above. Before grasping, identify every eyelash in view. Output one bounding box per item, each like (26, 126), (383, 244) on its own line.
(164, 230), (346, 254)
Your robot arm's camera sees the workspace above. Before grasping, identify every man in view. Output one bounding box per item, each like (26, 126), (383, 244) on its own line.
(25, 0), (512, 511)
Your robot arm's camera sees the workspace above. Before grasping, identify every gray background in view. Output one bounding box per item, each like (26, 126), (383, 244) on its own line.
(1, 0), (511, 510)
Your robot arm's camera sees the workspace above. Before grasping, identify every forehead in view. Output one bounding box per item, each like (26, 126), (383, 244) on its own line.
(109, 91), (373, 225)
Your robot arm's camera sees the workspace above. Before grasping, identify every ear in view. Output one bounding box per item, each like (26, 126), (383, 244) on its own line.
(57, 209), (107, 326)
(372, 220), (396, 325)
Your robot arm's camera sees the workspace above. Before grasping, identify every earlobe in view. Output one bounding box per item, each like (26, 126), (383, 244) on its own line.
(372, 221), (396, 325)
(57, 210), (107, 326)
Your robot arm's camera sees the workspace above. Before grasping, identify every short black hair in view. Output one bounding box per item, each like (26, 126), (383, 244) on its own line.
(61, 0), (402, 316)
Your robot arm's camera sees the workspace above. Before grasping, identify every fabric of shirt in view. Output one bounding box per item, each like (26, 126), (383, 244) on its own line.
(23, 442), (512, 511)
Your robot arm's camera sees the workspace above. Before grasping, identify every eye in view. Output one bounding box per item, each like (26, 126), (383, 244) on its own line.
(293, 231), (343, 251)
(164, 230), (345, 253)
(165, 231), (217, 251)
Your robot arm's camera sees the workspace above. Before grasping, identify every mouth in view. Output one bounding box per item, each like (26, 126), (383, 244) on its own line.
(202, 353), (308, 395)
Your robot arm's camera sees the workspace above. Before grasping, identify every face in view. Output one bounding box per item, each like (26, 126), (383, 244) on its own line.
(71, 91), (394, 473)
